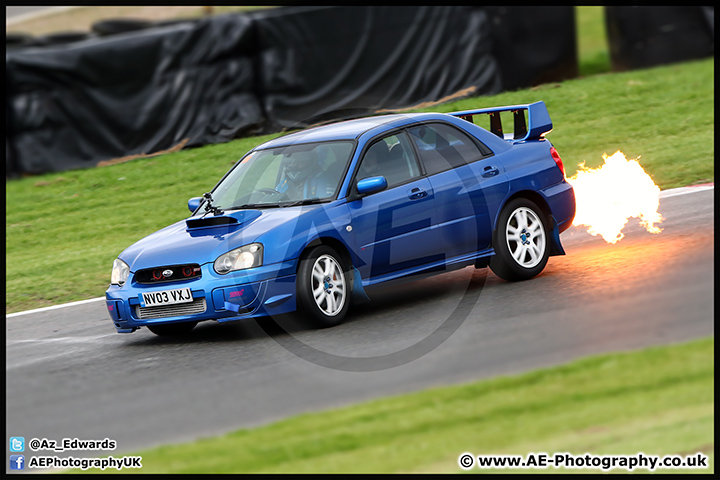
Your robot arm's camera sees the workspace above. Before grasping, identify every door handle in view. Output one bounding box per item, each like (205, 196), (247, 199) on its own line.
(482, 166), (499, 178)
(408, 187), (427, 200)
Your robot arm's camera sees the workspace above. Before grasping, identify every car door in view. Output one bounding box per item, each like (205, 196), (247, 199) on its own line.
(407, 122), (509, 260)
(347, 132), (442, 280)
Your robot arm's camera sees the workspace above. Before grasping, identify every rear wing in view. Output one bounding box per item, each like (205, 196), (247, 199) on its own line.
(449, 101), (552, 142)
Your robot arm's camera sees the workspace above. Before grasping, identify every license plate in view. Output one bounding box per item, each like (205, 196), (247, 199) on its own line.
(139, 287), (193, 307)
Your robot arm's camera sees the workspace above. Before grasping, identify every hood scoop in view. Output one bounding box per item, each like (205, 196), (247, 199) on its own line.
(186, 215), (237, 229)
(185, 209), (262, 230)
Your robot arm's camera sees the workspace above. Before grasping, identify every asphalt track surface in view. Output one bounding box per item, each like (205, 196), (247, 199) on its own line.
(5, 186), (714, 471)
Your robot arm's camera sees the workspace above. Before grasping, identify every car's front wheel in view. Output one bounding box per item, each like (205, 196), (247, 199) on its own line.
(490, 198), (549, 281)
(147, 321), (198, 336)
(297, 245), (351, 328)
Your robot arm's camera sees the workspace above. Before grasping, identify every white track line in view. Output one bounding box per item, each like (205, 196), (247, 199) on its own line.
(6, 297), (106, 318)
(5, 184), (713, 319)
(659, 184), (714, 198)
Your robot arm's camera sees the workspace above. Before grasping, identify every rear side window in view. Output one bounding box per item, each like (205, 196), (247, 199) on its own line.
(408, 123), (489, 176)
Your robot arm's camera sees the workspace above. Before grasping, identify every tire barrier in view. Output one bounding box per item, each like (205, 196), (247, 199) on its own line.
(6, 32), (36, 49)
(35, 31), (94, 46)
(7, 14), (262, 175)
(605, 6), (714, 72)
(6, 6), (712, 177)
(91, 18), (153, 36)
(486, 6), (579, 92)
(252, 6), (502, 131)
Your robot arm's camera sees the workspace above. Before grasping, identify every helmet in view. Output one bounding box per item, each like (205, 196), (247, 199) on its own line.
(284, 151), (314, 183)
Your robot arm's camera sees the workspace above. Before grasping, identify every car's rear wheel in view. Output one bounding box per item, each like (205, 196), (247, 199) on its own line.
(490, 198), (549, 281)
(297, 245), (351, 328)
(147, 321), (198, 336)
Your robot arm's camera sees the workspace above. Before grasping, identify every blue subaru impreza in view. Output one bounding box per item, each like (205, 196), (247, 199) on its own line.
(106, 101), (575, 335)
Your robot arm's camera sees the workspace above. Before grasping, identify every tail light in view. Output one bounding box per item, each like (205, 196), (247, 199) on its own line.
(550, 146), (565, 177)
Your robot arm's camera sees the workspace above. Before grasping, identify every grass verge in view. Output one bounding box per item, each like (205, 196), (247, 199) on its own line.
(5, 57), (713, 314)
(69, 336), (713, 474)
(576, 6), (611, 76)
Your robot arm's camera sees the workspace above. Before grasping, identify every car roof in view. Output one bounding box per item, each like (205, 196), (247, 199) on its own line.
(256, 113), (422, 149)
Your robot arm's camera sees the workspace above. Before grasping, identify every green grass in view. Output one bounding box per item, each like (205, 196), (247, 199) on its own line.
(5, 57), (713, 314)
(576, 6), (611, 76)
(69, 337), (713, 474)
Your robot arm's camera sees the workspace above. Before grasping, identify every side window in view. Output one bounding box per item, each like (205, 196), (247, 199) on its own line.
(408, 123), (488, 176)
(356, 132), (420, 188)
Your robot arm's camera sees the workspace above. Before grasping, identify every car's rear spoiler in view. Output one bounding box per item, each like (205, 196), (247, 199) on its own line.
(449, 101), (552, 142)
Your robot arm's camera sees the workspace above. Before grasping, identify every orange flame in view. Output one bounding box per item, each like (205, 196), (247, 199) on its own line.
(566, 151), (663, 244)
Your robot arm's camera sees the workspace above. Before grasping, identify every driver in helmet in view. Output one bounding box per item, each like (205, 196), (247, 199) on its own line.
(276, 150), (317, 200)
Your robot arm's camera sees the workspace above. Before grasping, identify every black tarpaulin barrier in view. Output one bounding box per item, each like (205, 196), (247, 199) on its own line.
(250, 6), (502, 130)
(6, 14), (264, 176)
(6, 6), (583, 177)
(486, 6), (578, 92)
(605, 6), (714, 72)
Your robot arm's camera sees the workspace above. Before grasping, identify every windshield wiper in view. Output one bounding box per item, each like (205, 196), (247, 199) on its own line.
(225, 198), (328, 211)
(281, 198), (329, 207)
(225, 203), (282, 211)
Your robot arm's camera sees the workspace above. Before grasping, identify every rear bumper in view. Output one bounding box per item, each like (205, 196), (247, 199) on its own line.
(541, 180), (576, 233)
(539, 180), (575, 257)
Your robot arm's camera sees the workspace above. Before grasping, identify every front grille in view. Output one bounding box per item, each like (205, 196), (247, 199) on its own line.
(135, 264), (202, 284)
(135, 298), (207, 320)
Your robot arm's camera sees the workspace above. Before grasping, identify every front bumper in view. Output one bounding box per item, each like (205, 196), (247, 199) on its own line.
(105, 259), (298, 333)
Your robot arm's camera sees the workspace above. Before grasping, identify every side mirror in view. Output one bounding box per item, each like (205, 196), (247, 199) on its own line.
(188, 197), (202, 213)
(356, 176), (388, 196)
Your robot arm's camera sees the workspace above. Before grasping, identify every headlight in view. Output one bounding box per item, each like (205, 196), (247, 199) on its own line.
(111, 258), (130, 286)
(214, 243), (263, 274)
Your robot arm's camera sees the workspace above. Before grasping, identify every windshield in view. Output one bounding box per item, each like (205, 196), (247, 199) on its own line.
(210, 141), (354, 210)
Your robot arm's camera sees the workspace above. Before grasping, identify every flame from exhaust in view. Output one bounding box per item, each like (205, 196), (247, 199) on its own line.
(566, 151), (663, 244)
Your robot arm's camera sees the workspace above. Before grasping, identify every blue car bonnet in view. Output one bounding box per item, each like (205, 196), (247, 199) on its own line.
(120, 208), (309, 270)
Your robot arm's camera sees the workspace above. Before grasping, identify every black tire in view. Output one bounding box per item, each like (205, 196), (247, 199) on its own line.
(489, 198), (550, 281)
(147, 321), (198, 336)
(154, 18), (198, 28)
(6, 32), (34, 48)
(296, 245), (352, 328)
(36, 31), (91, 46)
(91, 18), (152, 36)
